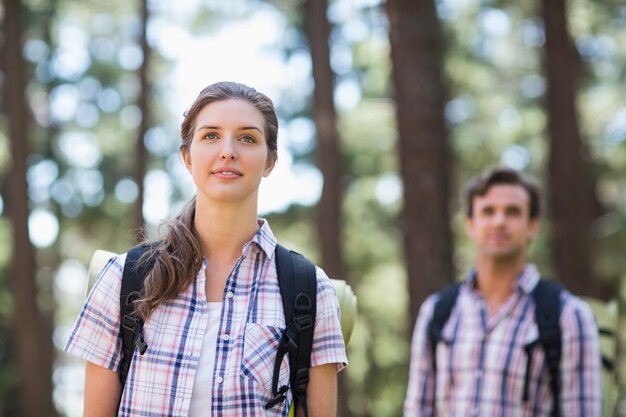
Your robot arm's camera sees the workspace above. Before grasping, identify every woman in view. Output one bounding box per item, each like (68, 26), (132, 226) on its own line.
(65, 81), (347, 417)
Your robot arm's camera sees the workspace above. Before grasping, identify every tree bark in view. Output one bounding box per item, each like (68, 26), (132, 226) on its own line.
(305, 0), (344, 279)
(134, 0), (150, 241)
(2, 0), (57, 415)
(304, 1), (350, 416)
(541, 0), (605, 299)
(386, 0), (454, 325)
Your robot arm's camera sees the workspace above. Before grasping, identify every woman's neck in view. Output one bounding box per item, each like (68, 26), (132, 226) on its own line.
(193, 197), (260, 262)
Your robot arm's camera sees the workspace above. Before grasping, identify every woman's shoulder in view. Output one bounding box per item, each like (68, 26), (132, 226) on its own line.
(85, 251), (128, 303)
(313, 265), (333, 287)
(312, 265), (348, 301)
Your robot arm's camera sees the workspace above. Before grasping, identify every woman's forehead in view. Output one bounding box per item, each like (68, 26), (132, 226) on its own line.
(194, 99), (265, 130)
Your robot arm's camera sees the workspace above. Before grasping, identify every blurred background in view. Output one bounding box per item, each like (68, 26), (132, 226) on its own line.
(1, 0), (625, 416)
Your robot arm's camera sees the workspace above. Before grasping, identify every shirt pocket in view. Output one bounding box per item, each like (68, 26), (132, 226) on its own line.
(240, 323), (290, 392)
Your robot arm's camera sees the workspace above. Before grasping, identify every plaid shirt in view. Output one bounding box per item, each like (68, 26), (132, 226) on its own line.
(404, 264), (602, 417)
(65, 220), (347, 417)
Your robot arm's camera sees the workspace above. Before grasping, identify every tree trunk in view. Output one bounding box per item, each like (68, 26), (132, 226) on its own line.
(541, 0), (605, 299)
(386, 0), (454, 325)
(304, 1), (350, 416)
(2, 0), (57, 415)
(305, 0), (344, 280)
(134, 0), (150, 241)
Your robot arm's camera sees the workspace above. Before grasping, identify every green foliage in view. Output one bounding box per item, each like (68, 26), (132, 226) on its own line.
(266, 205), (320, 259)
(1, 0), (624, 416)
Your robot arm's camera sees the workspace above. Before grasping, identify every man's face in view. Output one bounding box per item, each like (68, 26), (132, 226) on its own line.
(466, 184), (539, 262)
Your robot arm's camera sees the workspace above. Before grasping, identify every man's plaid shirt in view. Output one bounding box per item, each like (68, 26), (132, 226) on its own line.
(404, 265), (601, 417)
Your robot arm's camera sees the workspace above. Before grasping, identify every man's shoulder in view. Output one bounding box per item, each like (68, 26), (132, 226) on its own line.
(418, 282), (464, 321)
(531, 278), (593, 315)
(559, 289), (596, 319)
(535, 284), (598, 337)
(417, 293), (442, 321)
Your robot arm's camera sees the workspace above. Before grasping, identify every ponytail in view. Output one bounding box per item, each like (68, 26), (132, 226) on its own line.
(135, 196), (202, 320)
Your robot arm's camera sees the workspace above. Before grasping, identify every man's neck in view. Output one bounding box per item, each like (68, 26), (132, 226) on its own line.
(474, 256), (527, 310)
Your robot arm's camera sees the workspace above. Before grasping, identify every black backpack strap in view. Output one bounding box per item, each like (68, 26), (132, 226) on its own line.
(531, 279), (563, 417)
(119, 243), (156, 385)
(265, 244), (317, 416)
(428, 283), (461, 366)
(427, 283), (460, 413)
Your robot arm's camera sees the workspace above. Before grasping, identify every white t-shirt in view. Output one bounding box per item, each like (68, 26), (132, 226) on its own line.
(188, 302), (222, 416)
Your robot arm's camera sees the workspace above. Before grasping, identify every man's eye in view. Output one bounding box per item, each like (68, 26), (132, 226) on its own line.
(507, 208), (522, 216)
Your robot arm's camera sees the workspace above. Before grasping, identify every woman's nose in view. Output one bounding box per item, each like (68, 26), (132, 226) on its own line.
(219, 140), (237, 160)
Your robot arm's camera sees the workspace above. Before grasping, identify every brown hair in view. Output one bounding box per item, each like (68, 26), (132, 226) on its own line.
(180, 81), (278, 161)
(136, 81), (279, 319)
(463, 167), (541, 219)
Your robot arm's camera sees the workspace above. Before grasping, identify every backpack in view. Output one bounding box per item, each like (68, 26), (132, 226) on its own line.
(87, 244), (356, 417)
(581, 296), (618, 417)
(428, 279), (580, 417)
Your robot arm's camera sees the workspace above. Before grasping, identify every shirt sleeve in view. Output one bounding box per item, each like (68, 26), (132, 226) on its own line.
(64, 253), (126, 372)
(309, 267), (348, 371)
(559, 293), (602, 417)
(404, 294), (438, 417)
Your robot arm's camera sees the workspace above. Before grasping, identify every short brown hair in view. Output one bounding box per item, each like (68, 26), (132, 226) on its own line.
(464, 167), (541, 219)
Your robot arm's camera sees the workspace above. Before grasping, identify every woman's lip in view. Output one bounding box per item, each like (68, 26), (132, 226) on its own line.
(212, 168), (242, 175)
(212, 169), (242, 179)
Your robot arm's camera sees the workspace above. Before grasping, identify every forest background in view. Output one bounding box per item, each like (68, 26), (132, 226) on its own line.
(1, 0), (625, 416)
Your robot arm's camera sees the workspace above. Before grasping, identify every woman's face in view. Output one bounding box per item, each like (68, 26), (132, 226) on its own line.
(182, 98), (275, 205)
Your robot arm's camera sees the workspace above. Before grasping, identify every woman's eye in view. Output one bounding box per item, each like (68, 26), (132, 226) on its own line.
(203, 132), (218, 140)
(242, 135), (256, 143)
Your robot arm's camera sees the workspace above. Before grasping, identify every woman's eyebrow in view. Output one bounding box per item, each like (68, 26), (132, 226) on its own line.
(195, 125), (262, 133)
(195, 125), (221, 132)
(239, 126), (263, 133)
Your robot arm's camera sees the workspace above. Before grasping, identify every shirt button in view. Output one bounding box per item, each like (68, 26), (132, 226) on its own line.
(216, 376), (223, 383)
(226, 291), (234, 299)
(222, 334), (230, 341)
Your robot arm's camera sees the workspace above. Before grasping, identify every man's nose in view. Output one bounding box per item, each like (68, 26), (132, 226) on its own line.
(492, 211), (506, 224)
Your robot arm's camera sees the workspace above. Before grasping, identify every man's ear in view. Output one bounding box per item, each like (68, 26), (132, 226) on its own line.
(465, 216), (476, 240)
(527, 218), (540, 242)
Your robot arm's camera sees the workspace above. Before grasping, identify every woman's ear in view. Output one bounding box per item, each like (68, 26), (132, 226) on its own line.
(263, 152), (277, 177)
(181, 148), (192, 172)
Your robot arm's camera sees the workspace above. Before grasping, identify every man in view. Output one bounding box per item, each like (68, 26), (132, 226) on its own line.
(404, 167), (601, 417)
